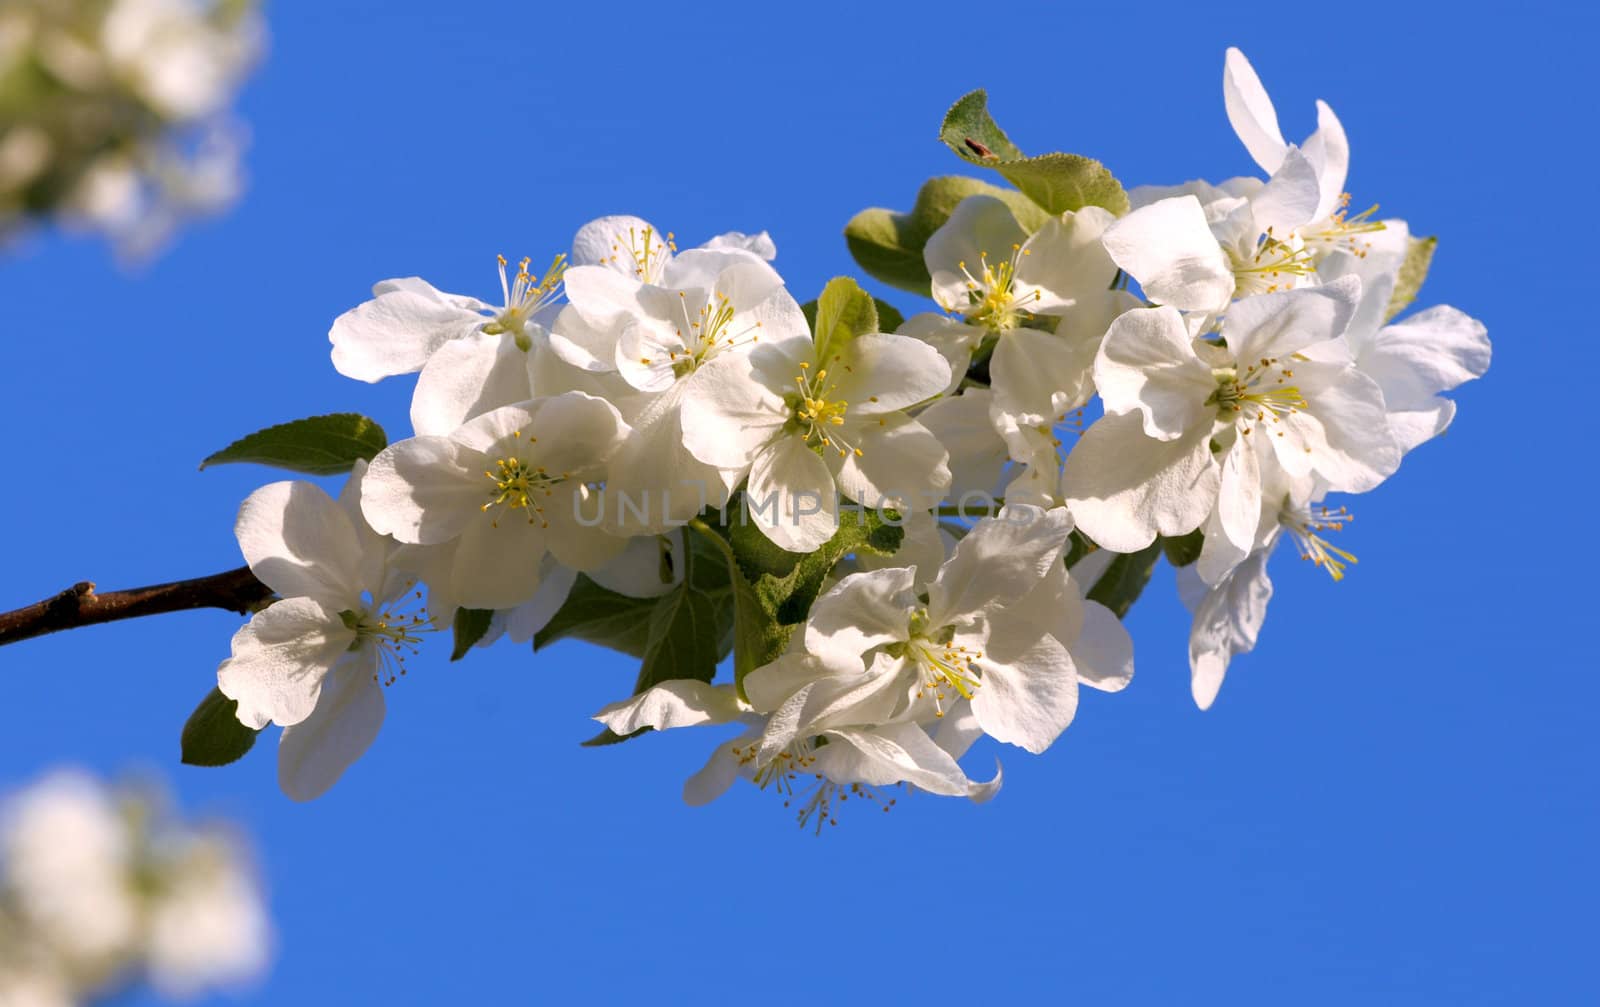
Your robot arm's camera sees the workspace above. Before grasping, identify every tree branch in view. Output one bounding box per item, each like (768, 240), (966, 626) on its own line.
(0, 566), (272, 647)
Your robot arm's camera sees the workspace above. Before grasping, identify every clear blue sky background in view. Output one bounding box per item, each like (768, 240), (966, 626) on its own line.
(1, 2), (1594, 1003)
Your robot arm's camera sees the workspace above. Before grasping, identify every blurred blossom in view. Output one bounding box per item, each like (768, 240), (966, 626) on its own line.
(0, 0), (262, 260)
(0, 769), (272, 1005)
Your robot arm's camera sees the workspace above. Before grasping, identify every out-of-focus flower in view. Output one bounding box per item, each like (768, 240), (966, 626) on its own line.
(0, 0), (263, 259)
(0, 769), (272, 1004)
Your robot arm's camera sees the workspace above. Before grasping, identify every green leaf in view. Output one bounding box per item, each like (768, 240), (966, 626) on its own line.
(534, 576), (658, 657)
(1086, 542), (1163, 619)
(572, 529), (738, 747)
(1384, 235), (1437, 322)
(727, 497), (903, 632)
(450, 608), (494, 661)
(873, 298), (906, 334)
(844, 175), (1050, 294)
(634, 588), (721, 693)
(1160, 529), (1206, 568)
(1063, 529), (1097, 570)
(811, 276), (879, 364)
(938, 89), (1130, 217)
(180, 688), (260, 767)
(200, 413), (388, 476)
(687, 521), (787, 695)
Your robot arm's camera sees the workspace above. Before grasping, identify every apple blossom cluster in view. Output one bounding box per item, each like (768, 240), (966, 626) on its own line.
(0, 0), (262, 257)
(0, 770), (271, 1006)
(200, 49), (1488, 829)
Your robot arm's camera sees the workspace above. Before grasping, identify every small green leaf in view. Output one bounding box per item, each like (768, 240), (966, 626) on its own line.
(1160, 529), (1206, 568)
(873, 299), (906, 334)
(1385, 235), (1437, 322)
(534, 575), (657, 658)
(1063, 530), (1097, 570)
(1086, 541), (1163, 619)
(938, 89), (1130, 217)
(844, 175), (1050, 294)
(450, 608), (494, 660)
(727, 497), (903, 633)
(633, 573), (722, 694)
(180, 688), (260, 767)
(811, 276), (879, 364)
(200, 413), (388, 476)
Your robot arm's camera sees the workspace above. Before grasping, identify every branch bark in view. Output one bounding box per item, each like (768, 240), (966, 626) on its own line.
(0, 567), (272, 647)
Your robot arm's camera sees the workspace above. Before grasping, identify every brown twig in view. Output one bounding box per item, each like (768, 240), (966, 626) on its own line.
(0, 566), (272, 647)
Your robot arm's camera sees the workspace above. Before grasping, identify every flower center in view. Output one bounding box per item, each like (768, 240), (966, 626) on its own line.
(1301, 193), (1385, 259)
(896, 610), (982, 717)
(1208, 358), (1307, 436)
(484, 253), (567, 349)
(1229, 228), (1317, 296)
(604, 225), (675, 283)
(647, 290), (764, 378)
(732, 738), (895, 833)
(1281, 501), (1357, 581)
(341, 587), (432, 686)
(480, 450), (568, 529)
(952, 244), (1037, 331)
(788, 359), (861, 458)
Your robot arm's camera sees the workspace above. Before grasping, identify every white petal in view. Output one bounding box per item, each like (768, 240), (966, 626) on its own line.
(924, 195), (1029, 312)
(746, 436), (838, 552)
(1222, 277), (1360, 363)
(814, 723), (974, 797)
(1093, 306), (1214, 439)
(360, 436), (482, 546)
(896, 313), (981, 395)
(329, 286), (483, 382)
(1360, 305), (1489, 416)
(505, 559), (580, 644)
(1283, 364), (1401, 493)
(563, 262), (647, 325)
(1249, 145), (1322, 236)
(277, 661), (386, 801)
(831, 414), (950, 511)
(410, 332), (537, 437)
(683, 729), (760, 806)
(1189, 546), (1275, 710)
(520, 392), (630, 476)
(1304, 100), (1351, 224)
(587, 531), (684, 599)
(990, 326), (1099, 429)
(1062, 413), (1219, 553)
(235, 481), (365, 605)
(678, 349), (790, 470)
(449, 517), (548, 610)
(803, 567), (916, 667)
(1015, 206), (1121, 315)
(571, 215), (663, 275)
(598, 393), (733, 535)
(1101, 196), (1234, 311)
(917, 390), (1009, 500)
(701, 230), (778, 260)
(1217, 437), (1263, 552)
(1072, 600), (1134, 692)
(970, 629), (1079, 754)
(830, 333), (952, 415)
(1223, 47), (1288, 175)
(543, 496), (629, 572)
(547, 303), (623, 372)
(928, 505), (1073, 623)
(217, 598), (354, 730)
(592, 680), (744, 735)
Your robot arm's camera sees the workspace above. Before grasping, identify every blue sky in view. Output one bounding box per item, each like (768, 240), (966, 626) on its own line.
(1, 1), (1594, 1002)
